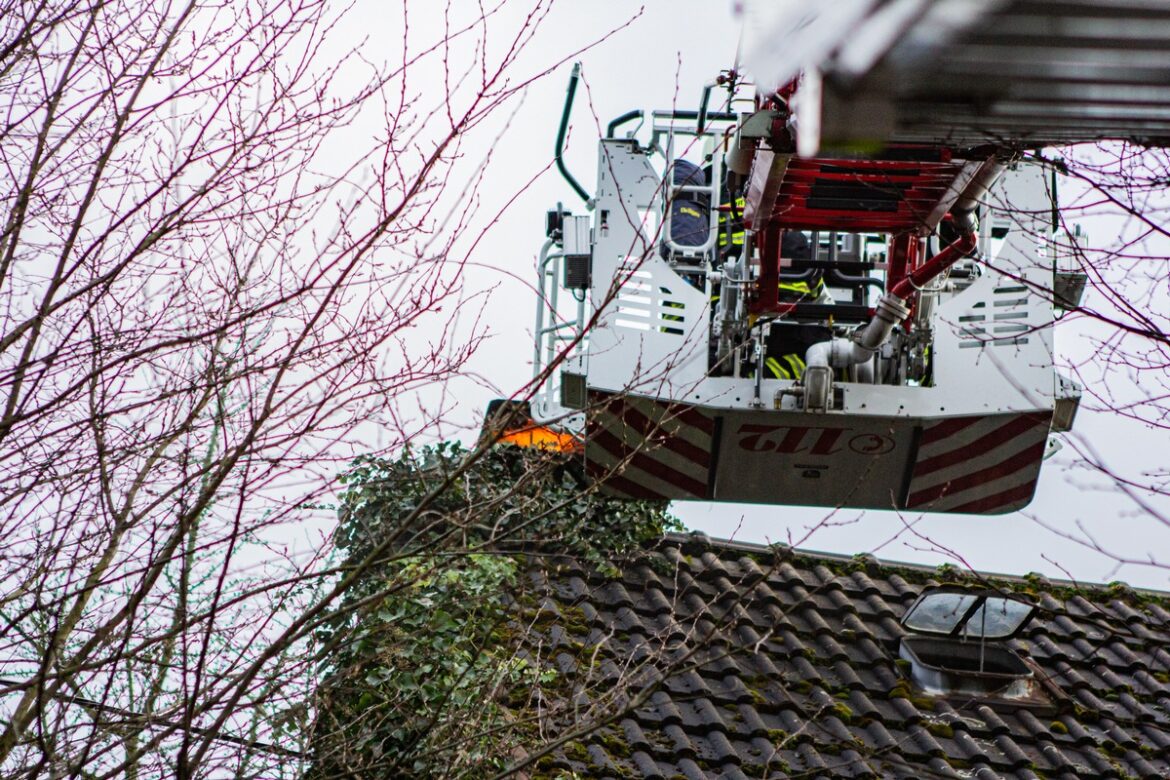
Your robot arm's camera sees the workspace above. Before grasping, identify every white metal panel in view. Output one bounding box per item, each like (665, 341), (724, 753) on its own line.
(711, 411), (918, 507)
(932, 164), (1055, 414)
(586, 140), (711, 397)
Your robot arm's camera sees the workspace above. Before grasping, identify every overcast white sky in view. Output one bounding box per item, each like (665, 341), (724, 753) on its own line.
(367, 1), (1170, 590)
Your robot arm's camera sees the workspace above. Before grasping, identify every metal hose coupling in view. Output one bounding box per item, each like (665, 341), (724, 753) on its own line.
(855, 294), (912, 353)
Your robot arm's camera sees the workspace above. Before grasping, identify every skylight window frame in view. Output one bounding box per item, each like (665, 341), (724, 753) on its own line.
(901, 586), (1037, 641)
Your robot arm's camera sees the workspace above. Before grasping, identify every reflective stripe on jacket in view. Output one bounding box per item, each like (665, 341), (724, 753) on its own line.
(717, 196), (745, 248)
(764, 353), (807, 380)
(777, 278), (824, 298)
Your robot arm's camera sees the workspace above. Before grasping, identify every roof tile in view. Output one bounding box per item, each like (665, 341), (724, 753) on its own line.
(1127, 752), (1165, 780)
(630, 749), (667, 779)
(524, 534), (1170, 778)
(1145, 601), (1170, 624)
(581, 743), (625, 777)
(844, 570), (882, 597)
(990, 732), (1032, 767)
(1137, 720), (1170, 751)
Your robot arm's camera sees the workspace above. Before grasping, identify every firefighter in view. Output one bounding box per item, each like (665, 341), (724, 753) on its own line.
(762, 231), (833, 381)
(715, 182), (833, 381)
(717, 194), (746, 257)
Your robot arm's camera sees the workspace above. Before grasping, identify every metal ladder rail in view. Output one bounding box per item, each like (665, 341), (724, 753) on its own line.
(532, 238), (586, 411)
(651, 112), (735, 262)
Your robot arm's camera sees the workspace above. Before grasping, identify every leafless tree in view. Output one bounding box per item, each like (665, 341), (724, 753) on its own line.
(7, 0), (1170, 776)
(0, 0), (614, 775)
(1017, 144), (1170, 578)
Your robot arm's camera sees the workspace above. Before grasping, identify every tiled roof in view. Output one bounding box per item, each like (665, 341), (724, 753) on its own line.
(523, 533), (1170, 779)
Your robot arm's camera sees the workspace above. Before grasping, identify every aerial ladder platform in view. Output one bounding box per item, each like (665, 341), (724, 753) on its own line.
(494, 1), (1170, 514)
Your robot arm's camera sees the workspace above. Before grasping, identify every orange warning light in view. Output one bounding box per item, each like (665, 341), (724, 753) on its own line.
(496, 425), (583, 454)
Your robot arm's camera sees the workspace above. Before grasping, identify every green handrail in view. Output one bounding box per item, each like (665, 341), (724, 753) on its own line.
(555, 63), (590, 204)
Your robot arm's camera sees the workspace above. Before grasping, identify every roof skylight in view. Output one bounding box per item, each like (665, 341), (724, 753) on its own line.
(901, 588), (1035, 640)
(898, 587), (1045, 702)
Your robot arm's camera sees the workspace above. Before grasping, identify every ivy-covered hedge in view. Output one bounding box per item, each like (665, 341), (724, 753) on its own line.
(310, 442), (678, 778)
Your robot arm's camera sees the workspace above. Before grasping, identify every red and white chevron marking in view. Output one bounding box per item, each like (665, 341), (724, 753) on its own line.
(585, 391), (714, 500)
(904, 413), (1051, 514)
